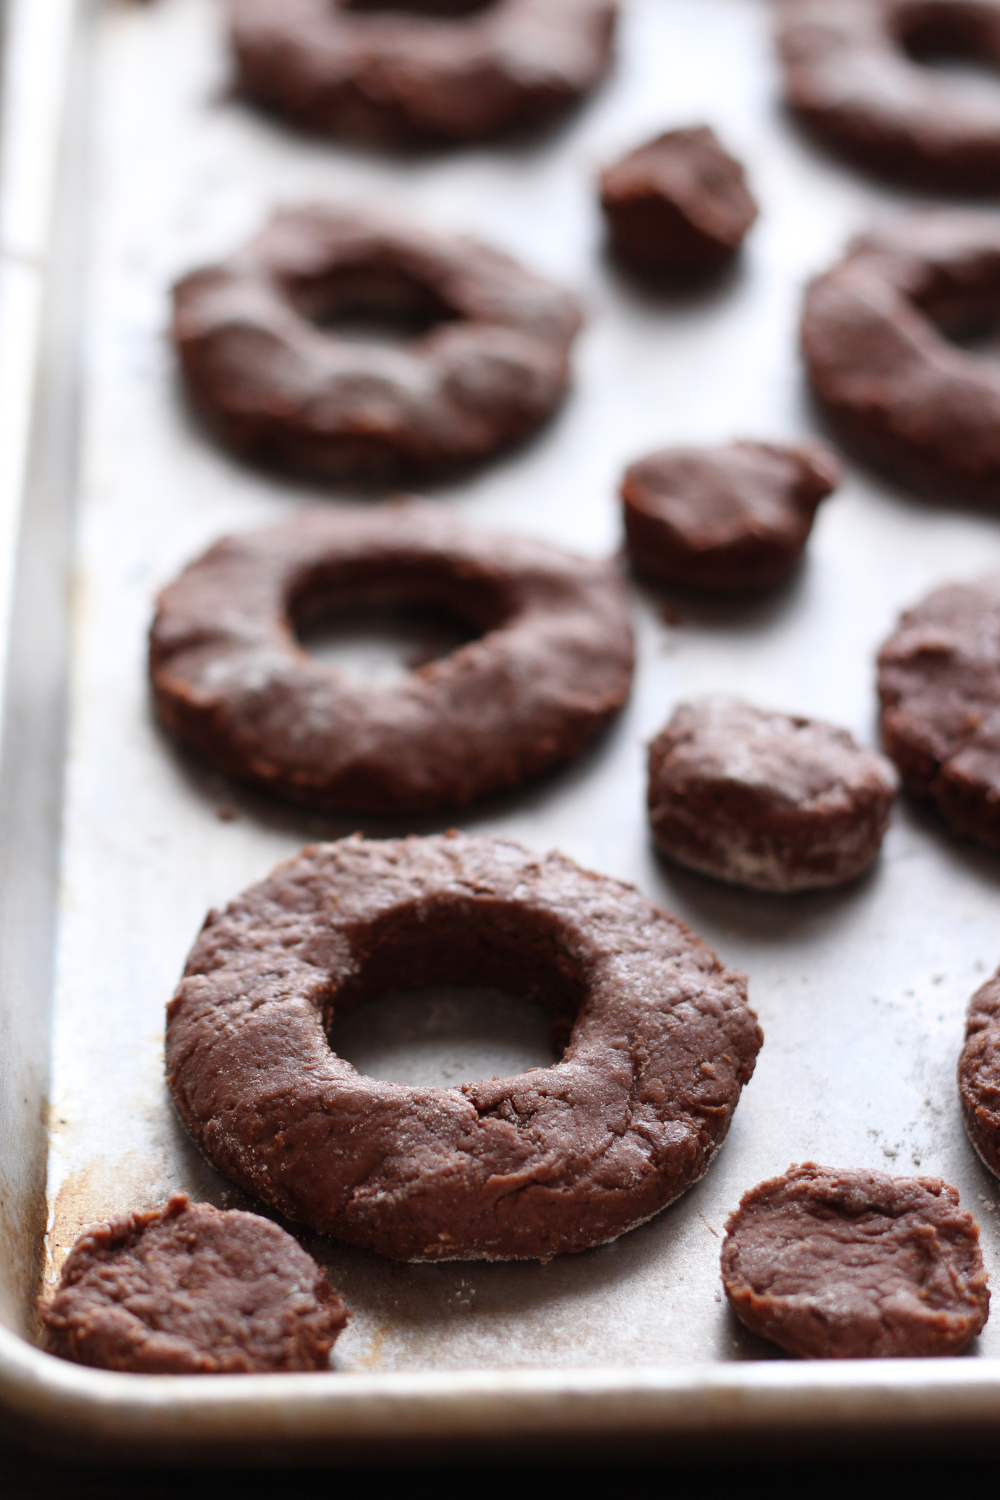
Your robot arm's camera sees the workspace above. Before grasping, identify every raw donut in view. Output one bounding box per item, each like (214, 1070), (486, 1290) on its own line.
(165, 833), (763, 1262)
(802, 216), (1000, 503)
(227, 0), (617, 145)
(149, 502), (634, 814)
(172, 205), (581, 482)
(776, 0), (1000, 193)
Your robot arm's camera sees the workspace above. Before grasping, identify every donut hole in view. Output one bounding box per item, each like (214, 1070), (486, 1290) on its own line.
(898, 4), (1000, 85)
(344, 0), (495, 17)
(288, 560), (511, 682)
(284, 263), (459, 347)
(911, 280), (1000, 356)
(941, 315), (1000, 358)
(327, 988), (560, 1087)
(325, 898), (587, 1083)
(296, 602), (479, 684)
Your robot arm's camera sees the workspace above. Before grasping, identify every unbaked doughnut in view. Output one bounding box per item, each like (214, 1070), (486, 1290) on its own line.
(228, 0), (617, 145)
(776, 0), (1000, 192)
(803, 216), (1000, 503)
(172, 205), (581, 482)
(149, 503), (634, 814)
(166, 833), (763, 1262)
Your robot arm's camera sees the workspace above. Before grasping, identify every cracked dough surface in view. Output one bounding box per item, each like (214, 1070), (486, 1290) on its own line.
(721, 1164), (989, 1358)
(166, 833), (762, 1262)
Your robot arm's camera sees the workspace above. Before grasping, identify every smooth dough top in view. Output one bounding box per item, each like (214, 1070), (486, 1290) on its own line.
(722, 1163), (989, 1358)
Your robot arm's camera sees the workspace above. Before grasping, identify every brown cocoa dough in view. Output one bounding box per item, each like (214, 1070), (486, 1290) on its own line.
(721, 1164), (989, 1358)
(648, 698), (898, 892)
(621, 440), (838, 593)
(599, 126), (758, 279)
(959, 968), (1000, 1176)
(40, 1194), (347, 1374)
(802, 216), (1000, 504)
(776, 0), (1000, 193)
(227, 0), (617, 146)
(878, 574), (1000, 849)
(166, 833), (763, 1263)
(171, 205), (581, 482)
(149, 503), (634, 815)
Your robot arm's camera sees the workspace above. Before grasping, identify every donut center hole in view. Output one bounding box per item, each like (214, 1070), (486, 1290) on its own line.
(344, 0), (495, 18)
(899, 6), (1000, 85)
(325, 900), (586, 1086)
(289, 565), (511, 684)
(296, 602), (479, 684)
(914, 287), (1000, 356)
(941, 315), (1000, 357)
(327, 988), (560, 1088)
(286, 264), (458, 346)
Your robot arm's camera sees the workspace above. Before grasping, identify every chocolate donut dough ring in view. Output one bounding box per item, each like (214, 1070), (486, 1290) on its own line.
(227, 0), (617, 146)
(803, 216), (1000, 504)
(172, 206), (581, 483)
(776, 0), (1000, 193)
(149, 503), (634, 814)
(166, 833), (763, 1262)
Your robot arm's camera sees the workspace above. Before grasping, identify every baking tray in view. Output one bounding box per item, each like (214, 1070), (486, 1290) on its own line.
(6, 0), (1000, 1464)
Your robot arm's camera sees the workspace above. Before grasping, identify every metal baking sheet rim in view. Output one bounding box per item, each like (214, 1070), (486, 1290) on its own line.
(8, 1329), (1000, 1459)
(5, 0), (1000, 1462)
